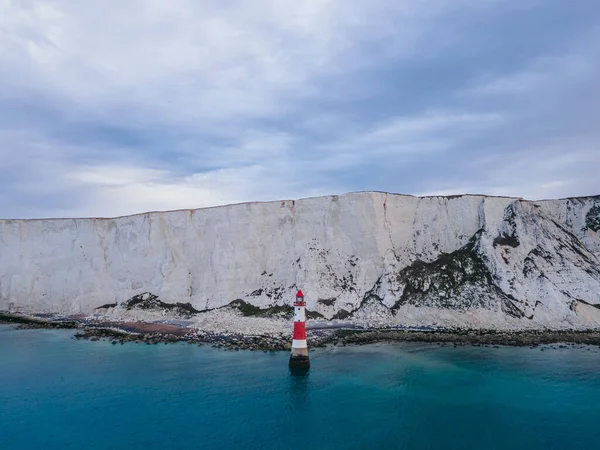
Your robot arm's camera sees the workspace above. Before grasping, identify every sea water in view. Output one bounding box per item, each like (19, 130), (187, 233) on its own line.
(1, 325), (600, 450)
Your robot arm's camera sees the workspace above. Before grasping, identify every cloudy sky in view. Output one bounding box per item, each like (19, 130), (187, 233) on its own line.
(1, 1), (599, 218)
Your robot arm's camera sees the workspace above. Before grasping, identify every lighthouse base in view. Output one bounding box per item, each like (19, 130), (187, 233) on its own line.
(289, 355), (310, 369)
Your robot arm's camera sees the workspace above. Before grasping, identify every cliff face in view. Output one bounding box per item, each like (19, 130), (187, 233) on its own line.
(1, 192), (599, 328)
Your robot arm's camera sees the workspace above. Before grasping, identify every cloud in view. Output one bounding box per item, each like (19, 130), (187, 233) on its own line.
(468, 32), (600, 98)
(56, 161), (340, 219)
(304, 110), (504, 175)
(2, 1), (453, 125)
(0, 0), (599, 218)
(417, 133), (600, 201)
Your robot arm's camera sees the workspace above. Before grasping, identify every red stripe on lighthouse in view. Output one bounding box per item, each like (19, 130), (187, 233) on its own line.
(293, 321), (306, 340)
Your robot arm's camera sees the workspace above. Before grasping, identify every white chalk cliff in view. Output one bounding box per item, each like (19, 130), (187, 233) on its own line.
(1, 192), (599, 329)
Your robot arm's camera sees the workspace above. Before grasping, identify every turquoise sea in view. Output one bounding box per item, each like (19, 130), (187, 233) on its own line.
(1, 325), (600, 450)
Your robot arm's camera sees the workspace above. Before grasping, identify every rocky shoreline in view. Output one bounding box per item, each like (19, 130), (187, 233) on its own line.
(333, 328), (600, 348)
(0, 312), (331, 351)
(3, 312), (600, 350)
(71, 328), (297, 351)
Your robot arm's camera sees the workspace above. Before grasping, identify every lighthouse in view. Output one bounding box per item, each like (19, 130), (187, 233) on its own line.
(289, 290), (310, 369)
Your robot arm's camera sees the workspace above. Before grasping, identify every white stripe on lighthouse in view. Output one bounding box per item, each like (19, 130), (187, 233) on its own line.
(294, 307), (306, 322)
(292, 339), (308, 348)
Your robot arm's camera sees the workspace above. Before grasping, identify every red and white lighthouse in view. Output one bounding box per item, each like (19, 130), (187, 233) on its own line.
(289, 290), (310, 369)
